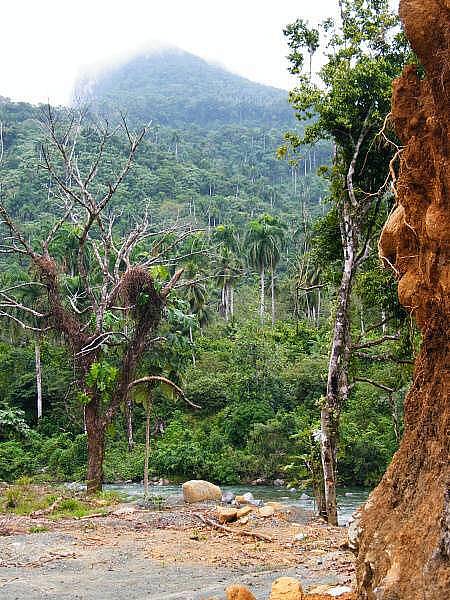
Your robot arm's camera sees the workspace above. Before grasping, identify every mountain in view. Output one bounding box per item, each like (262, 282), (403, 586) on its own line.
(73, 48), (294, 128)
(0, 49), (330, 232)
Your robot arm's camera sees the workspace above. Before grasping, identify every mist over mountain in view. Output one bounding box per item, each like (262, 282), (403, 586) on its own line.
(73, 48), (295, 128)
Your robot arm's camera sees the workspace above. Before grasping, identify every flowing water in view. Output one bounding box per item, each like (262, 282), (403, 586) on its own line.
(104, 482), (369, 526)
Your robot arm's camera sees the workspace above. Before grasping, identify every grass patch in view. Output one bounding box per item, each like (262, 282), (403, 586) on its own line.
(0, 483), (116, 519)
(29, 525), (49, 533)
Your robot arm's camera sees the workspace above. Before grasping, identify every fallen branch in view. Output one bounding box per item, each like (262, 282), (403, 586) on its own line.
(77, 512), (105, 520)
(192, 512), (272, 542)
(30, 497), (63, 518)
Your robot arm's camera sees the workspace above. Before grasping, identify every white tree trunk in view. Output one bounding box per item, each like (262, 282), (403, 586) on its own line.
(143, 401), (151, 497)
(35, 338), (42, 420)
(320, 223), (355, 526)
(259, 267), (265, 324)
(271, 268), (276, 326)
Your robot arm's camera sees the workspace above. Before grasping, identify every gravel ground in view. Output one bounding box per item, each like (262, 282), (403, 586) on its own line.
(0, 508), (354, 599)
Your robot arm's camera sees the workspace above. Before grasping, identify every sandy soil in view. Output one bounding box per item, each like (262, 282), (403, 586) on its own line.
(0, 505), (354, 599)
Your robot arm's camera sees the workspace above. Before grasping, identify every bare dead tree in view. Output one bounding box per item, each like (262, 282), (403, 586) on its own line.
(0, 107), (204, 493)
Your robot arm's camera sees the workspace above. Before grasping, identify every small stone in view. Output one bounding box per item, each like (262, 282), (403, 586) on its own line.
(164, 494), (184, 507)
(269, 576), (303, 600)
(258, 505), (275, 518)
(289, 487), (297, 493)
(237, 506), (253, 519)
(235, 492), (254, 505)
(222, 491), (235, 504)
(300, 493), (309, 500)
(250, 477), (266, 486)
(64, 482), (85, 492)
(112, 504), (135, 516)
(344, 492), (354, 497)
(293, 533), (306, 541)
(308, 584), (332, 595)
(326, 586), (353, 597)
(216, 506), (238, 523)
(273, 479), (285, 487)
(226, 585), (256, 600)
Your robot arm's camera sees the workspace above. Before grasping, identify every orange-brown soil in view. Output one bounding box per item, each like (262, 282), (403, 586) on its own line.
(357, 0), (450, 598)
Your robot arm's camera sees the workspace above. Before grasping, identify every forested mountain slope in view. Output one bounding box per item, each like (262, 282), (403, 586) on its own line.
(73, 48), (294, 128)
(0, 50), (329, 232)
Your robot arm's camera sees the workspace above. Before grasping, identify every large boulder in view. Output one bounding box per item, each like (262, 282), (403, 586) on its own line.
(182, 480), (222, 503)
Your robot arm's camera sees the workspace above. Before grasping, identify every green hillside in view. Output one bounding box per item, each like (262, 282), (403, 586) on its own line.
(73, 48), (294, 128)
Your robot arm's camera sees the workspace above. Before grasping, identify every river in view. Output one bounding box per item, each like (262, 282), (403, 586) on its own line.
(104, 482), (369, 526)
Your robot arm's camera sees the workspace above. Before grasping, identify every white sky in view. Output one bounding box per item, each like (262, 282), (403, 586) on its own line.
(1, 0), (341, 105)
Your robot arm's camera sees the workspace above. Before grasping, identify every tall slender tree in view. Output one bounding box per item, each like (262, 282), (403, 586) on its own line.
(283, 0), (411, 523)
(246, 215), (285, 325)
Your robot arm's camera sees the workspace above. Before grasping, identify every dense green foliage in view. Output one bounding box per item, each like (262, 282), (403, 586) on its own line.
(0, 46), (413, 492)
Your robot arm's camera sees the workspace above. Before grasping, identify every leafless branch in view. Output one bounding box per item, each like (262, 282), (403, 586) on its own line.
(352, 332), (400, 350)
(0, 311), (50, 332)
(353, 351), (413, 365)
(353, 377), (395, 393)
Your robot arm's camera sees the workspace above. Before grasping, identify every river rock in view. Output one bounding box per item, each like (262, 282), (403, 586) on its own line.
(226, 585), (256, 600)
(251, 477), (267, 486)
(65, 482), (85, 492)
(222, 491), (235, 504)
(182, 480), (222, 503)
(237, 506), (253, 518)
(269, 576), (303, 600)
(217, 506), (238, 523)
(235, 492), (254, 505)
(300, 493), (309, 500)
(294, 533), (306, 541)
(164, 494), (184, 507)
(326, 586), (353, 597)
(273, 478), (285, 487)
(112, 504), (136, 516)
(258, 505), (275, 518)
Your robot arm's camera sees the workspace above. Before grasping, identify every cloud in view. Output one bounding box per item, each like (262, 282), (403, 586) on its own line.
(1, 0), (338, 104)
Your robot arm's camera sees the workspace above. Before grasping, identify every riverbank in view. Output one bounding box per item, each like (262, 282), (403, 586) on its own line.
(0, 486), (355, 599)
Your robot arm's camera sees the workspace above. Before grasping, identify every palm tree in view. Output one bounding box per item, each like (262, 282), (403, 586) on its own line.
(213, 225), (241, 321)
(246, 215), (285, 324)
